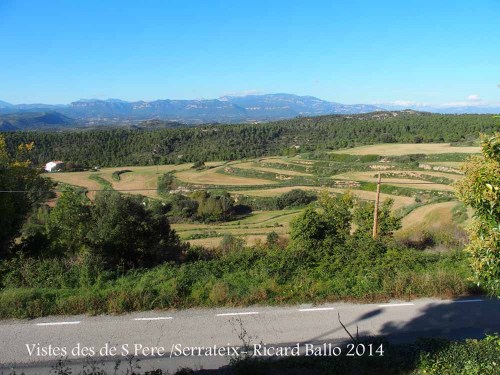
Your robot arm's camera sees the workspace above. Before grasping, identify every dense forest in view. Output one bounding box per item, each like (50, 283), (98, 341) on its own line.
(3, 111), (498, 168)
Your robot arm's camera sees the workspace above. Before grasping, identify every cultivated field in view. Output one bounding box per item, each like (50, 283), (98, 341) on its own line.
(330, 143), (480, 155)
(235, 161), (312, 176)
(47, 143), (479, 247)
(174, 164), (276, 186)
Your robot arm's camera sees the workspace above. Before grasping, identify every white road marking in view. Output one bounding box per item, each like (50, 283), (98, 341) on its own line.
(453, 299), (484, 303)
(133, 317), (173, 321)
(378, 303), (415, 307)
(216, 312), (259, 317)
(298, 307), (335, 312)
(35, 321), (81, 326)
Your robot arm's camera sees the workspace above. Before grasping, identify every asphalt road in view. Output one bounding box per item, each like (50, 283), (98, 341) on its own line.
(0, 297), (498, 374)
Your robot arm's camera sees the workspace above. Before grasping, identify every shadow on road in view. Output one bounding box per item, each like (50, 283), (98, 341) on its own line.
(377, 298), (500, 343)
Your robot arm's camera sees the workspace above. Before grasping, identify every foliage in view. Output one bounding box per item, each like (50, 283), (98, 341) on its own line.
(157, 172), (176, 197)
(46, 187), (91, 257)
(456, 133), (500, 296)
(290, 191), (354, 253)
(353, 198), (402, 240)
(236, 189), (316, 211)
(86, 191), (184, 268)
(219, 234), (245, 254)
(165, 190), (236, 223)
(3, 112), (496, 168)
(0, 244), (474, 319)
(17, 188), (185, 269)
(111, 169), (131, 181)
(190, 191), (234, 222)
(88, 174), (113, 189)
(167, 193), (199, 220)
(266, 231), (279, 245)
(0, 135), (53, 257)
(192, 160), (206, 169)
(415, 335), (500, 375)
(276, 188), (316, 209)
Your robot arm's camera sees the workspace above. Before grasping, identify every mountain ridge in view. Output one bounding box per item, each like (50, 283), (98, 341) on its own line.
(0, 94), (384, 124)
(1, 94), (498, 129)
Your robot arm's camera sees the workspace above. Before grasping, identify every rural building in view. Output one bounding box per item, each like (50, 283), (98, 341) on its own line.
(44, 161), (65, 172)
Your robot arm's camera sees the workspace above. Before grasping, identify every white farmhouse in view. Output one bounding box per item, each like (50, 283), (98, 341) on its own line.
(44, 161), (64, 172)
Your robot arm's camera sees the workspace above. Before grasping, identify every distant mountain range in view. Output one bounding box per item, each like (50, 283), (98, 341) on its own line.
(0, 93), (498, 131)
(0, 94), (384, 130)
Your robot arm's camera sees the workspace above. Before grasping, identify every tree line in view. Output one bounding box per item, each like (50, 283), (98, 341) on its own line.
(3, 112), (497, 168)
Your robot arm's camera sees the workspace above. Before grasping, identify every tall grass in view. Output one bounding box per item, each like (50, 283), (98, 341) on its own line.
(0, 245), (476, 319)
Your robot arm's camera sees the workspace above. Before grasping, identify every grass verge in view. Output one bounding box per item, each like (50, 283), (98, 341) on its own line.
(0, 246), (477, 319)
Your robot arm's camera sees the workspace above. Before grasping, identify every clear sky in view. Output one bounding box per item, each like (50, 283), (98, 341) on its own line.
(0, 0), (499, 106)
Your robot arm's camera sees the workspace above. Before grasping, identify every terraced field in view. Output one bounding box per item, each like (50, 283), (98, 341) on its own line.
(174, 164), (277, 186)
(50, 163), (209, 198)
(235, 161), (312, 176)
(332, 171), (456, 191)
(231, 186), (415, 210)
(173, 209), (300, 248)
(401, 201), (459, 229)
(47, 143), (479, 248)
(330, 143), (480, 155)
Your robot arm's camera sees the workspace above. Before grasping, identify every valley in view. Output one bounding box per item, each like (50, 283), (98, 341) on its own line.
(47, 142), (479, 249)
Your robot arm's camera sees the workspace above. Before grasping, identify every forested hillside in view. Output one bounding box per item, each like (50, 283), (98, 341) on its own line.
(4, 111), (498, 167)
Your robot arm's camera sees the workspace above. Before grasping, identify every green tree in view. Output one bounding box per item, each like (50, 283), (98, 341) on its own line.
(46, 188), (90, 257)
(318, 191), (353, 244)
(276, 189), (315, 209)
(456, 133), (500, 296)
(192, 160), (206, 169)
(86, 191), (183, 268)
(0, 135), (52, 257)
(290, 192), (353, 251)
(168, 193), (199, 219)
(189, 191), (234, 222)
(353, 198), (401, 240)
(290, 207), (327, 249)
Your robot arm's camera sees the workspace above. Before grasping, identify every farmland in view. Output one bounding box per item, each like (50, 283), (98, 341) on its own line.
(47, 143), (479, 248)
(330, 143), (480, 155)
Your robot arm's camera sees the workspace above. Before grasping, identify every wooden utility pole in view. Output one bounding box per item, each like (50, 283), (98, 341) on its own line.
(373, 172), (382, 238)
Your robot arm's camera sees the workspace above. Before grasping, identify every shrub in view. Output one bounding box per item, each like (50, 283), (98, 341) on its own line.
(219, 234), (245, 254)
(456, 133), (500, 296)
(192, 160), (206, 169)
(266, 231), (279, 245)
(276, 189), (316, 209)
(111, 169), (132, 181)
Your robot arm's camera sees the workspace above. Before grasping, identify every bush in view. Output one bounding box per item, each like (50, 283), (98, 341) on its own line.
(157, 172), (176, 197)
(276, 189), (316, 209)
(0, 242), (475, 319)
(456, 133), (500, 296)
(111, 169), (132, 181)
(192, 160), (206, 169)
(266, 231), (279, 245)
(219, 234), (245, 254)
(14, 188), (185, 270)
(416, 335), (500, 374)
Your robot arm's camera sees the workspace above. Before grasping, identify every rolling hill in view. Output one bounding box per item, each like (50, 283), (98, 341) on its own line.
(0, 112), (74, 131)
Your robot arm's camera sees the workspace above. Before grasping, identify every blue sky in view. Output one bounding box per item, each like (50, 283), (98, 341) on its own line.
(0, 0), (499, 106)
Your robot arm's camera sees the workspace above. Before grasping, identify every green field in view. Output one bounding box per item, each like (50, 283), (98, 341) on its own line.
(47, 143), (479, 248)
